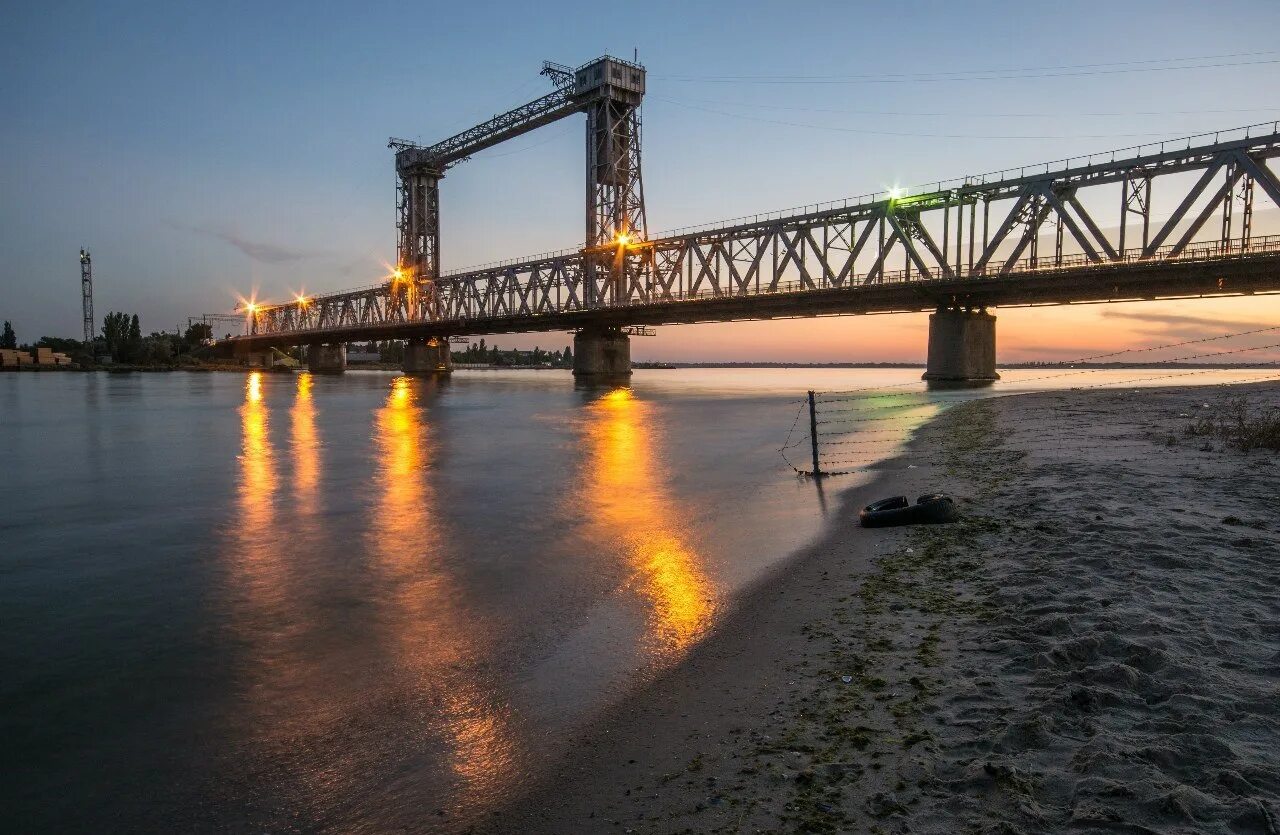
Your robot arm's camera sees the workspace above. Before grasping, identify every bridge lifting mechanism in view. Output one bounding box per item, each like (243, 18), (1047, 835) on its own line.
(388, 56), (646, 324)
(228, 58), (1280, 383)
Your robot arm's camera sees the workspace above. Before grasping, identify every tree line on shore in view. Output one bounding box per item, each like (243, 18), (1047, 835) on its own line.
(4, 314), (574, 369)
(1, 315), (214, 366)
(353, 338), (573, 368)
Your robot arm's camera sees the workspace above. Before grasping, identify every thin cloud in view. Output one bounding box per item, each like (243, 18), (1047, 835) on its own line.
(214, 231), (313, 265)
(175, 222), (316, 265)
(1128, 325), (1252, 343)
(1007, 343), (1114, 359)
(1097, 309), (1271, 332)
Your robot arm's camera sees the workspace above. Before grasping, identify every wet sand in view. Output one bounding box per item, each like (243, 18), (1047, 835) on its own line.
(484, 383), (1280, 833)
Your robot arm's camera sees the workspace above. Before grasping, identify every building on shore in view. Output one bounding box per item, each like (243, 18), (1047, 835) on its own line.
(1, 348), (73, 369)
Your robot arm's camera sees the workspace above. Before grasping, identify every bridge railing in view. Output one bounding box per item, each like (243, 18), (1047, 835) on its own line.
(965, 120), (1280, 186)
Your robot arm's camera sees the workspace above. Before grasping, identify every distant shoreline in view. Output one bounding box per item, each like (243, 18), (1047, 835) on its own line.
(635, 360), (1279, 370)
(3, 361), (1275, 374)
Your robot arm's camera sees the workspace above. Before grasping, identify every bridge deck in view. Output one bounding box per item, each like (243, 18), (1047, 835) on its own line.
(225, 241), (1280, 351)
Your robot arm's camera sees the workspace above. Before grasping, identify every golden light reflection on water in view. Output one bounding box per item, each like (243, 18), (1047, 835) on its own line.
(582, 388), (715, 655)
(291, 373), (319, 514)
(238, 371), (276, 550)
(368, 376), (517, 807)
(228, 372), (376, 823)
(230, 371), (299, 709)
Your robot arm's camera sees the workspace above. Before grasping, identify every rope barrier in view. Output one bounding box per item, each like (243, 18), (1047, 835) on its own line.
(813, 341), (1280, 412)
(782, 370), (1280, 477)
(814, 324), (1280, 399)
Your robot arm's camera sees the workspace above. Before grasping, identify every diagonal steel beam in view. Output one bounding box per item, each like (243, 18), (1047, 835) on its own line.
(836, 217), (881, 285)
(1000, 196), (1053, 274)
(691, 242), (719, 295)
(776, 228), (815, 289)
(656, 247), (684, 298)
(1168, 163), (1244, 256)
(897, 211), (955, 278)
(800, 226), (834, 286)
(1230, 150), (1280, 210)
(1063, 193), (1118, 260)
(1145, 155), (1227, 255)
(722, 240), (747, 294)
(884, 212), (935, 279)
(741, 234), (772, 291)
(863, 230), (903, 284)
(1041, 187), (1103, 263)
(973, 187), (1035, 273)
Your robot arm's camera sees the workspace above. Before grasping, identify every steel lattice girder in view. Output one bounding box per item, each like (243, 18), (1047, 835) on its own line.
(240, 127), (1280, 345)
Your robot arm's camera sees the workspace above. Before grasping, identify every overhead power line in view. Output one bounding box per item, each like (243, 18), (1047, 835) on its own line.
(652, 96), (1210, 141)
(654, 96), (1280, 120)
(653, 52), (1280, 85)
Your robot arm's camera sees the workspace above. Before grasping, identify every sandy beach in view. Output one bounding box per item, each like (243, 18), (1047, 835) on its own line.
(485, 382), (1280, 834)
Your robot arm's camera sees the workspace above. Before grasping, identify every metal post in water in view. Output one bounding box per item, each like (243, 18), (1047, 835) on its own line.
(807, 390), (822, 478)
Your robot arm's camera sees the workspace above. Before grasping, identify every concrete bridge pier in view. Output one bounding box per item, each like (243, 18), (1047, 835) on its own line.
(573, 326), (631, 384)
(307, 343), (347, 375)
(403, 338), (453, 375)
(922, 307), (1000, 386)
(231, 340), (273, 369)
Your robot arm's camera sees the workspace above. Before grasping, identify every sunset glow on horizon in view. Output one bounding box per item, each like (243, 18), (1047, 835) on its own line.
(5, 2), (1279, 365)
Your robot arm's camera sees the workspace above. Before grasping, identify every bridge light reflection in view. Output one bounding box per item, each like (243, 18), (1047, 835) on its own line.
(238, 373), (273, 539)
(227, 370), (373, 818)
(368, 376), (517, 806)
(291, 373), (319, 513)
(583, 387), (714, 655)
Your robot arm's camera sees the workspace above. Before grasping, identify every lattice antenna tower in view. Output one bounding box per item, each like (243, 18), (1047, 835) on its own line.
(79, 249), (94, 348)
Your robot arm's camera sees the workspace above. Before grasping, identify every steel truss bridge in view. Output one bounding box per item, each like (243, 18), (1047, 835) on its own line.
(224, 57), (1280, 354)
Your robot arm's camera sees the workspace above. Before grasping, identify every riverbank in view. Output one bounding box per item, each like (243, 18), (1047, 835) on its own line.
(486, 382), (1280, 833)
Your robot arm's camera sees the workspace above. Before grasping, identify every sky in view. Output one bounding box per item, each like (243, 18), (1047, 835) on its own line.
(2, 0), (1280, 363)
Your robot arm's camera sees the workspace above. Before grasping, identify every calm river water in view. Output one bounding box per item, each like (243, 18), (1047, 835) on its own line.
(1, 366), (1269, 832)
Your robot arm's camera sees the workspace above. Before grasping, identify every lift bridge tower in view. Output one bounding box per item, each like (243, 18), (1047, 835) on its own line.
(390, 55), (647, 316)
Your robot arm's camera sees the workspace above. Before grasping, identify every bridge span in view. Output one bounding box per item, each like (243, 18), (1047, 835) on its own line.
(219, 56), (1280, 383)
